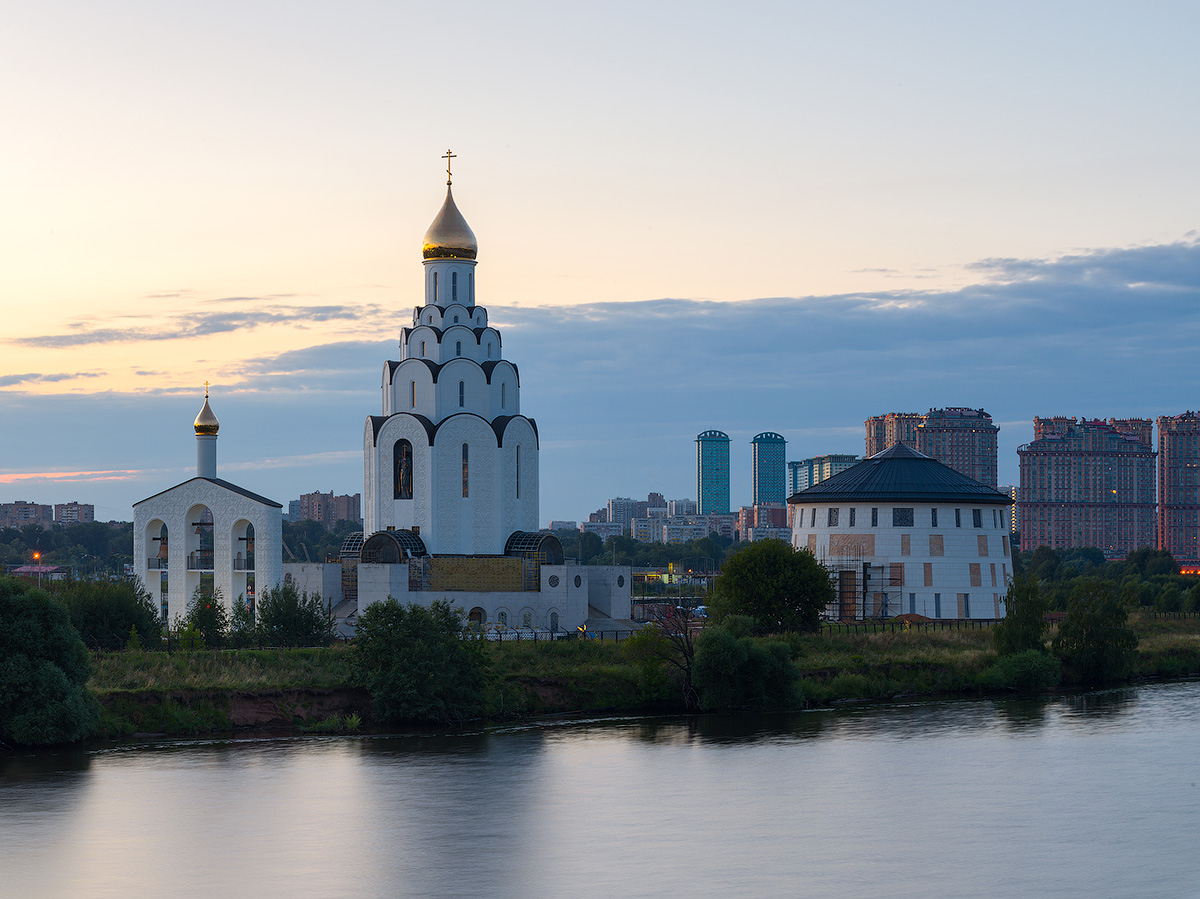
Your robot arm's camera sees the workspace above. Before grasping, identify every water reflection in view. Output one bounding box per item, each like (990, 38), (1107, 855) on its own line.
(3, 681), (1200, 898)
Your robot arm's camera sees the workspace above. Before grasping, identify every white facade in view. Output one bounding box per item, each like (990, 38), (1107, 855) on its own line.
(133, 395), (283, 624)
(791, 501), (1011, 619)
(788, 445), (1012, 620)
(363, 186), (538, 554)
(355, 173), (630, 630)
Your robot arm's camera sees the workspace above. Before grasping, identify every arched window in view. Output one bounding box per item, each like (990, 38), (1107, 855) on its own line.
(452, 271), (458, 301)
(516, 445), (521, 498)
(394, 439), (413, 499)
(453, 315), (459, 323)
(498, 610), (508, 627)
(420, 340), (426, 357)
(458, 380), (465, 407)
(550, 611), (559, 632)
(462, 443), (469, 497)
(487, 342), (493, 359)
(522, 610), (532, 628)
(501, 382), (506, 409)
(456, 340), (462, 357)
(433, 271), (438, 302)
(410, 381), (416, 408)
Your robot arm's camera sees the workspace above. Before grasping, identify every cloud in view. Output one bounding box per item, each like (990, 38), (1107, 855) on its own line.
(8, 303), (389, 348)
(0, 372), (100, 388)
(3, 238), (1199, 520)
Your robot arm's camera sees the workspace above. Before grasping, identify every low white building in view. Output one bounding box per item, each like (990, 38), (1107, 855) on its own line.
(133, 391), (283, 624)
(788, 443), (1012, 620)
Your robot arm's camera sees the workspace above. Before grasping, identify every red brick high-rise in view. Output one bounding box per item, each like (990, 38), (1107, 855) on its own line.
(866, 408), (998, 488)
(1158, 412), (1200, 564)
(1018, 417), (1155, 558)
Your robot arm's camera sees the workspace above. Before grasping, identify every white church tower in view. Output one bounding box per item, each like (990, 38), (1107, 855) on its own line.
(363, 155), (539, 553)
(134, 388), (283, 624)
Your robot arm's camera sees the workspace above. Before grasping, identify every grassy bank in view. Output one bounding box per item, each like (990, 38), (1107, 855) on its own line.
(85, 611), (1200, 737)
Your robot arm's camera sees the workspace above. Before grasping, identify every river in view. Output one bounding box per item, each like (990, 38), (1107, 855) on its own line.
(4, 680), (1200, 898)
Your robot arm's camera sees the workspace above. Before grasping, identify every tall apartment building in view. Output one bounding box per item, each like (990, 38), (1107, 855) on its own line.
(915, 407), (999, 488)
(864, 412), (922, 458)
(606, 497), (640, 533)
(1158, 412), (1200, 564)
(290, 491), (362, 528)
(1018, 417), (1156, 558)
(696, 430), (731, 514)
(54, 502), (95, 525)
(751, 432), (787, 504)
(866, 408), (998, 487)
(0, 501), (54, 529)
(788, 454), (860, 495)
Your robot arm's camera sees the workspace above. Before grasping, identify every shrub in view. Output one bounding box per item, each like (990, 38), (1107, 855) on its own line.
(979, 650), (1061, 692)
(185, 585), (228, 649)
(0, 576), (99, 745)
(993, 574), (1049, 656)
(1052, 579), (1139, 686)
(692, 625), (799, 711)
(351, 599), (489, 724)
(256, 583), (334, 648)
(47, 577), (160, 651)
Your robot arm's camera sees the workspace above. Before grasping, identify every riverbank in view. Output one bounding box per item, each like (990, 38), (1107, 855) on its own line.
(85, 611), (1200, 737)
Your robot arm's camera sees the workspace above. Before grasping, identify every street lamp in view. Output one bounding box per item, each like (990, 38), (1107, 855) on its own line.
(32, 551), (42, 588)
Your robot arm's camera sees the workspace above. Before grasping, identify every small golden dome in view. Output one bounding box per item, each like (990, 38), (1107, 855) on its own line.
(422, 186), (477, 260)
(194, 390), (219, 435)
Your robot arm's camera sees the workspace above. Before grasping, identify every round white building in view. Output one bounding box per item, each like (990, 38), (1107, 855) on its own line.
(788, 443), (1013, 620)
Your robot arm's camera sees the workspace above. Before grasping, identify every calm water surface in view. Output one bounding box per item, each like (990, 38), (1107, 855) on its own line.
(4, 681), (1200, 898)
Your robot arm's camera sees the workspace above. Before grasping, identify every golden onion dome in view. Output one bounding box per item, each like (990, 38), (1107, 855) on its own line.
(422, 186), (478, 260)
(194, 391), (219, 436)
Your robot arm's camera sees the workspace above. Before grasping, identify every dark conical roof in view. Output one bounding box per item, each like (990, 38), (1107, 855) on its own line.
(787, 443), (1011, 505)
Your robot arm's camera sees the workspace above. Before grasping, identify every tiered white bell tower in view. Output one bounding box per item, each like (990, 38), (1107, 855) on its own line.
(362, 153), (539, 553)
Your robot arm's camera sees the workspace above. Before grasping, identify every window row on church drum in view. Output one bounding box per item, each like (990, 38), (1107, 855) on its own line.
(431, 270), (474, 305)
(807, 506), (999, 528)
(406, 379), (509, 409)
(415, 337), (498, 360)
(392, 440), (522, 500)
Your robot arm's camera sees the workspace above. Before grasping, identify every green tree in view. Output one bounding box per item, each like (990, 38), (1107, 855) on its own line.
(47, 577), (160, 651)
(993, 573), (1050, 656)
(1051, 578), (1139, 686)
(230, 595), (257, 646)
(185, 585), (228, 649)
(351, 599), (489, 724)
(0, 576), (99, 745)
(256, 583), (334, 648)
(713, 540), (832, 630)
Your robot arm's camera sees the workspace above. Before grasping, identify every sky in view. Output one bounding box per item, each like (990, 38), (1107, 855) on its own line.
(2, 1), (1198, 524)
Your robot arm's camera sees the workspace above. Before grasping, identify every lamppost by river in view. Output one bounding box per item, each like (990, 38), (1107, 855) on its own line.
(32, 550), (42, 588)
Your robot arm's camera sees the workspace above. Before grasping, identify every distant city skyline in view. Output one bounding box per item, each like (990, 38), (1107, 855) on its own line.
(2, 3), (1198, 524)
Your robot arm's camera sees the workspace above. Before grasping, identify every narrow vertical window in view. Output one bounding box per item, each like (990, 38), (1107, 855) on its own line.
(410, 381), (416, 408)
(501, 382), (506, 409)
(516, 446), (521, 498)
(456, 341), (462, 357)
(955, 508), (962, 528)
(458, 380), (465, 407)
(393, 440), (413, 499)
(809, 508), (816, 527)
(420, 340), (426, 357)
(849, 508), (856, 527)
(452, 271), (458, 301)
(433, 272), (438, 302)
(871, 507), (878, 527)
(469, 272), (474, 302)
(931, 508), (938, 527)
(487, 342), (493, 359)
(462, 443), (469, 497)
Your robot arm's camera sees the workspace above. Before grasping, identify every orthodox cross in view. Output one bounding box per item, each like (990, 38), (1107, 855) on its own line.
(204, 380), (209, 398)
(442, 149), (456, 185)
